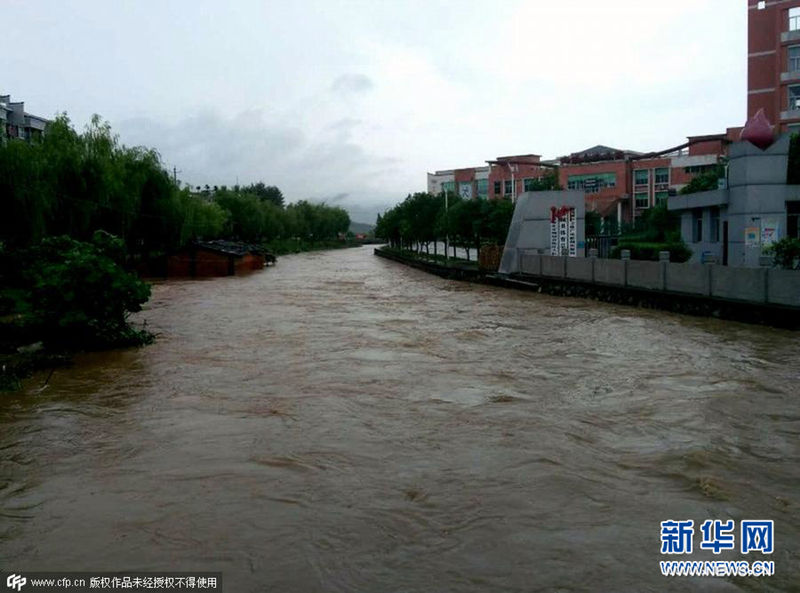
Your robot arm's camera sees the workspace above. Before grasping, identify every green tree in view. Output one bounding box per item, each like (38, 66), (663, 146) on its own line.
(765, 237), (800, 269)
(242, 182), (285, 207)
(21, 232), (152, 348)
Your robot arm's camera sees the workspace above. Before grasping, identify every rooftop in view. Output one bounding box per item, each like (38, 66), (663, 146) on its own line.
(195, 240), (267, 257)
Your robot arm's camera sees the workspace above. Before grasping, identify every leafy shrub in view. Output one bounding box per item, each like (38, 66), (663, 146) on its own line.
(765, 237), (800, 269)
(609, 204), (692, 261)
(680, 163), (726, 195)
(21, 232), (152, 348)
(610, 241), (692, 262)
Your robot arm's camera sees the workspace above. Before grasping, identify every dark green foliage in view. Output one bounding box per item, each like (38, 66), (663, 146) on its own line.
(680, 163), (726, 195)
(525, 168), (562, 191)
(610, 241), (692, 263)
(0, 113), (349, 255)
(375, 192), (513, 259)
(284, 200), (350, 242)
(765, 237), (800, 269)
(612, 204), (691, 261)
(0, 114), (188, 254)
(15, 232), (152, 349)
(585, 211), (602, 236)
(241, 182), (284, 207)
(788, 133), (800, 185)
(1, 232), (151, 390)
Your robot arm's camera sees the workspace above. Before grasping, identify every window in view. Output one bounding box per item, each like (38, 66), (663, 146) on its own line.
(477, 178), (489, 199)
(504, 180), (512, 195)
(788, 201), (800, 239)
(693, 211), (703, 243)
(566, 173), (616, 193)
(790, 46), (800, 73)
(790, 86), (800, 111)
(523, 177), (536, 192)
(654, 167), (669, 184)
(709, 207), (720, 243)
(635, 192), (649, 208)
(685, 164), (716, 175)
(634, 169), (650, 185)
(655, 191), (669, 206)
(441, 181), (456, 195)
(493, 181), (501, 196)
(791, 7), (800, 32)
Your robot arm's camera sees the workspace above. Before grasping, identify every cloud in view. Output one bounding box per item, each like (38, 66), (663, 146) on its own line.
(113, 107), (403, 224)
(328, 117), (362, 132)
(330, 73), (374, 94)
(316, 192), (349, 204)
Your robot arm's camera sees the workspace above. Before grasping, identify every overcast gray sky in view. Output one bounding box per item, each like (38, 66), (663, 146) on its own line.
(5, 0), (746, 223)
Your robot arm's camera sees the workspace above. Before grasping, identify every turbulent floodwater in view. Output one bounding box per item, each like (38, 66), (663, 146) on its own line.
(2, 246), (799, 592)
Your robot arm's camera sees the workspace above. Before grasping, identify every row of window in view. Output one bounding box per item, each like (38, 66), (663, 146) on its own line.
(634, 167), (670, 185)
(488, 177), (547, 196)
(443, 178), (529, 199)
(684, 164), (717, 175)
(3, 124), (42, 141)
(566, 173), (617, 193)
(635, 191), (670, 209)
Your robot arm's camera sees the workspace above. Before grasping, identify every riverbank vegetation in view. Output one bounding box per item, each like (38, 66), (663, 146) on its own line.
(0, 114), (351, 389)
(610, 204), (691, 262)
(0, 231), (152, 390)
(1, 114), (350, 255)
(374, 192), (514, 261)
(375, 191), (690, 263)
(766, 237), (800, 269)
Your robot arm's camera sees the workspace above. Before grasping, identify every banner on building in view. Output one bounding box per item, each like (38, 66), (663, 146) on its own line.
(745, 227), (759, 247)
(550, 206), (577, 257)
(760, 218), (780, 247)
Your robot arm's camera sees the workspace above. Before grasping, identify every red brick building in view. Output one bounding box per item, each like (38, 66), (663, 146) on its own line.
(427, 166), (490, 199)
(427, 154), (553, 201)
(558, 132), (740, 224)
(748, 0), (800, 133)
(486, 154), (551, 201)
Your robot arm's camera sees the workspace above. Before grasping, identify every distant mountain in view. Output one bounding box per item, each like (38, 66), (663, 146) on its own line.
(349, 221), (374, 235)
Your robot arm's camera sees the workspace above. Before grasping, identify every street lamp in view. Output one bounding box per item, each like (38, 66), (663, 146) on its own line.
(444, 189), (449, 266)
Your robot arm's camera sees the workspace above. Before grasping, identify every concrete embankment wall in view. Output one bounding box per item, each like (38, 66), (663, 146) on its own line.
(374, 248), (483, 281)
(376, 247), (800, 328)
(515, 253), (800, 308)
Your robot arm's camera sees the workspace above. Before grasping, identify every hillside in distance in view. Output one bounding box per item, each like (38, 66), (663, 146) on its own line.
(349, 221), (375, 235)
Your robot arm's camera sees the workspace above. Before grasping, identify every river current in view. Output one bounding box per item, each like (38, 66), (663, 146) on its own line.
(1, 246), (798, 592)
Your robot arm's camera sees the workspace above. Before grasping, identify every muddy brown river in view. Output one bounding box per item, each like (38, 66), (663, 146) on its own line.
(2, 247), (799, 592)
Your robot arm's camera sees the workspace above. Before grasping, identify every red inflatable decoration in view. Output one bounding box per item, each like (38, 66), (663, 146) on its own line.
(739, 108), (775, 149)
